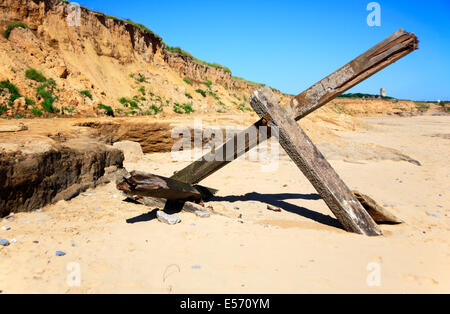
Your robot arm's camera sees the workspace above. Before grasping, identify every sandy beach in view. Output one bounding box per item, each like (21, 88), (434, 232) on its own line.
(0, 114), (448, 294)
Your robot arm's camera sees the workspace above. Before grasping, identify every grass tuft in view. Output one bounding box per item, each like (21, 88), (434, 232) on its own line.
(25, 68), (47, 82)
(0, 80), (21, 106)
(4, 22), (28, 40)
(97, 104), (114, 116)
(80, 90), (93, 99)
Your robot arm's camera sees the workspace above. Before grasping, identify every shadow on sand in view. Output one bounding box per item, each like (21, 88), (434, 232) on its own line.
(212, 192), (344, 230)
(125, 192), (344, 231)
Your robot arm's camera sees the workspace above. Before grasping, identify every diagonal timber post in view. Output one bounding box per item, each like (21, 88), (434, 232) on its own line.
(250, 87), (383, 236)
(171, 29), (418, 184)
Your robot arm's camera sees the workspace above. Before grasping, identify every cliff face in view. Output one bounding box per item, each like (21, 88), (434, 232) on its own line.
(0, 0), (272, 118)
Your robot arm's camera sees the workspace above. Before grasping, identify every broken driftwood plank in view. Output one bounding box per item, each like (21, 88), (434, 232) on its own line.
(117, 171), (217, 201)
(353, 191), (403, 224)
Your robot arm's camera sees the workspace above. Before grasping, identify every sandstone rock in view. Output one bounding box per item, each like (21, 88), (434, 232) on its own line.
(57, 66), (69, 79)
(0, 123), (28, 133)
(69, 99), (79, 107)
(113, 140), (144, 163)
(0, 137), (124, 217)
(8, 27), (45, 59)
(157, 211), (181, 225)
(12, 97), (27, 116)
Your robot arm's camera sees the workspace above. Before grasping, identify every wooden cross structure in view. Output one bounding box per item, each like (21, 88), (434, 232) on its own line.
(118, 29), (418, 236)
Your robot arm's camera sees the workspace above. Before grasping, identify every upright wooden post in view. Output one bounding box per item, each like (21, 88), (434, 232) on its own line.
(250, 87), (383, 236)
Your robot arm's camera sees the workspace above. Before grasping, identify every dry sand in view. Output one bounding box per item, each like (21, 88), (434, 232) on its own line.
(0, 115), (448, 294)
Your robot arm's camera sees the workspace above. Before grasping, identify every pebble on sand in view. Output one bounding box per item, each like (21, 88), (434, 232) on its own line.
(192, 265), (201, 270)
(428, 214), (441, 219)
(56, 251), (66, 257)
(156, 211), (181, 225)
(267, 205), (282, 212)
(0, 239), (10, 246)
(2, 226), (11, 231)
(195, 210), (210, 218)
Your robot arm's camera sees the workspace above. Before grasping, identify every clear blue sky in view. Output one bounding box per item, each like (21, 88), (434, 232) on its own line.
(75, 0), (449, 101)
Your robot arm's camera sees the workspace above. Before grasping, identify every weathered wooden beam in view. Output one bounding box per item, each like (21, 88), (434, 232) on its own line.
(250, 87), (383, 236)
(353, 190), (403, 224)
(117, 171), (217, 201)
(171, 118), (269, 184)
(171, 29), (418, 184)
(288, 29), (418, 119)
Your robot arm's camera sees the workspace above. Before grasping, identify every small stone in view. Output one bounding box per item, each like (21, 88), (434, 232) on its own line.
(56, 251), (66, 257)
(2, 226), (11, 231)
(72, 244), (76, 247)
(156, 211), (181, 225)
(192, 265), (201, 270)
(195, 210), (210, 218)
(428, 214), (440, 219)
(267, 205), (282, 212)
(11, 239), (17, 244)
(234, 206), (240, 211)
(0, 239), (10, 246)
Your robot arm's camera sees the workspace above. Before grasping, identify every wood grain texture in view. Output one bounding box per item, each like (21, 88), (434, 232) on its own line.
(171, 119), (268, 184)
(250, 87), (383, 236)
(117, 171), (216, 201)
(353, 190), (403, 224)
(288, 29), (419, 120)
(171, 29), (418, 185)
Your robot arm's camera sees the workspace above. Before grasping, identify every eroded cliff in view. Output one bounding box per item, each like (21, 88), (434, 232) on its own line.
(0, 0), (277, 118)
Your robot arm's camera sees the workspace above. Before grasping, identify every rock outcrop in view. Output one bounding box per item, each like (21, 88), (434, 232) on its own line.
(0, 137), (124, 217)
